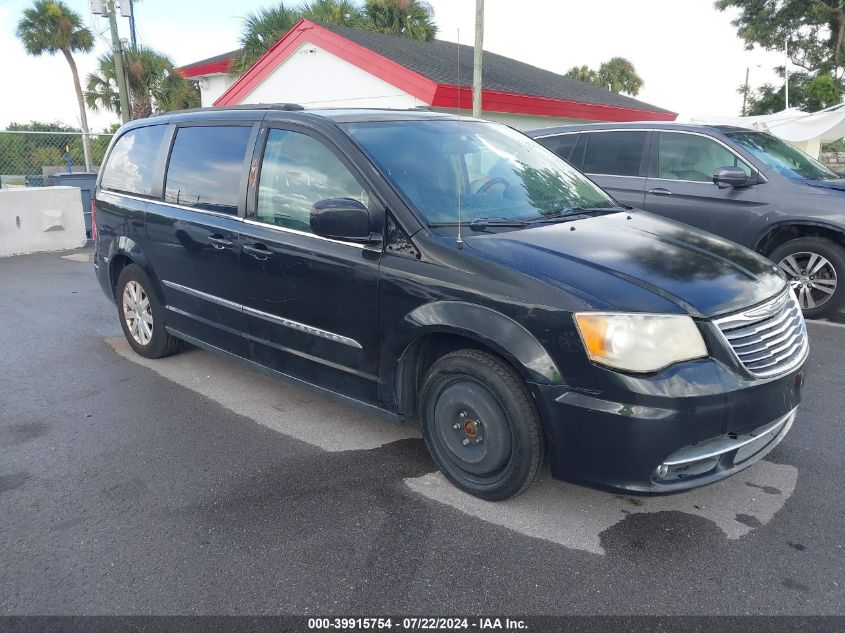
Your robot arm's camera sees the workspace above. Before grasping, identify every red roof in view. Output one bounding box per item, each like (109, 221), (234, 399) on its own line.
(198, 19), (676, 122)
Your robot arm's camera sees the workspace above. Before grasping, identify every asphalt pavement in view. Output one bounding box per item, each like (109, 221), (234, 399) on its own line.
(1, 247), (844, 615)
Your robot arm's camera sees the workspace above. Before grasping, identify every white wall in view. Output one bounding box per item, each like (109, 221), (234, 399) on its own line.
(239, 43), (427, 109)
(0, 187), (87, 257)
(199, 74), (235, 107)
(433, 108), (587, 131)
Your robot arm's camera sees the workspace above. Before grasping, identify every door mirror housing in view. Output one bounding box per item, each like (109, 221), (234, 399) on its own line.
(310, 198), (378, 243)
(713, 166), (751, 189)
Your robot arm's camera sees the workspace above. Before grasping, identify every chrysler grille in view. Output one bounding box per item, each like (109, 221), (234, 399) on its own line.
(714, 289), (808, 378)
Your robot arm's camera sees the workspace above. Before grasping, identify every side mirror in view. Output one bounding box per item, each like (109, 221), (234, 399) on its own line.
(713, 166), (750, 189)
(310, 198), (377, 243)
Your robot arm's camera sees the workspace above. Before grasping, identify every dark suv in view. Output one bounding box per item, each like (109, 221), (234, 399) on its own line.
(94, 107), (806, 500)
(528, 122), (845, 319)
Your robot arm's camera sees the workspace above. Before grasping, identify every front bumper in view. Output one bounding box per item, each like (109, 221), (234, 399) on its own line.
(532, 356), (805, 494)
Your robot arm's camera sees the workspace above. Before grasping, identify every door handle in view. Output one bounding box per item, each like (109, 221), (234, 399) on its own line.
(243, 243), (272, 260)
(648, 187), (673, 196)
(208, 235), (234, 249)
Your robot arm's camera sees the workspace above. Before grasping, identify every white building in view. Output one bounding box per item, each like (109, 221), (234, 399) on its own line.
(180, 19), (675, 129)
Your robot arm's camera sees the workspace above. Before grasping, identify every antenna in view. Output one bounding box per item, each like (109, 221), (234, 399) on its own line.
(456, 28), (463, 250)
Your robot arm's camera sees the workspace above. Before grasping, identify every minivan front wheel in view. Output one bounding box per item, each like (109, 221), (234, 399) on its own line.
(770, 237), (845, 319)
(419, 350), (544, 501)
(116, 264), (182, 359)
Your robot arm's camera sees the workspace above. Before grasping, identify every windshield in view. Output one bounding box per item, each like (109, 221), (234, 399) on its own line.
(343, 119), (618, 224)
(727, 130), (839, 180)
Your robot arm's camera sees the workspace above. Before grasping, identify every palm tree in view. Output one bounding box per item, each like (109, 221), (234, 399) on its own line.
(229, 3), (303, 75)
(565, 65), (599, 85)
(17, 0), (95, 171)
(364, 0), (436, 41)
(565, 58), (644, 96)
(229, 0), (437, 76)
(86, 47), (200, 119)
(301, 0), (363, 26)
(597, 57), (643, 96)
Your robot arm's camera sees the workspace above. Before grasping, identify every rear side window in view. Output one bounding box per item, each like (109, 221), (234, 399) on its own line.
(100, 126), (166, 196)
(164, 126), (252, 214)
(538, 134), (579, 162)
(582, 131), (647, 177)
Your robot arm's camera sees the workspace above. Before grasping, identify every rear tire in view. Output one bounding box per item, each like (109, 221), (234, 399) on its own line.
(116, 264), (182, 359)
(418, 349), (545, 501)
(770, 237), (845, 319)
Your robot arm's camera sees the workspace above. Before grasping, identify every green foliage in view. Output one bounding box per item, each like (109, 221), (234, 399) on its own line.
(0, 121), (113, 176)
(716, 0), (845, 75)
(363, 0), (436, 41)
(16, 0), (94, 57)
(745, 71), (843, 115)
(86, 46), (200, 119)
(229, 0), (437, 76)
(718, 0), (845, 114)
(229, 3), (303, 75)
(565, 57), (644, 96)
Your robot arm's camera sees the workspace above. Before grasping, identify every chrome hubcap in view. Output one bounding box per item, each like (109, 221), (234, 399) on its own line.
(122, 280), (153, 345)
(777, 251), (838, 310)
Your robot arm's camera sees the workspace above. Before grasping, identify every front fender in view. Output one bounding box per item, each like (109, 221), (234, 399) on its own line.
(392, 300), (564, 385)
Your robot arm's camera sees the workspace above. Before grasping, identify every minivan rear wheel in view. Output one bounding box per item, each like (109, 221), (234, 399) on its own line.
(116, 264), (182, 359)
(770, 237), (845, 319)
(418, 349), (545, 501)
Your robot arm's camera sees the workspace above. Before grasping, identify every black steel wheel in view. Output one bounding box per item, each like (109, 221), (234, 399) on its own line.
(418, 349), (545, 501)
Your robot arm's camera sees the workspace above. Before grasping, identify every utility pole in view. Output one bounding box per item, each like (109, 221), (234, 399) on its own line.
(472, 0), (484, 118)
(107, 0), (131, 123)
(742, 67), (750, 116)
(120, 0), (137, 49)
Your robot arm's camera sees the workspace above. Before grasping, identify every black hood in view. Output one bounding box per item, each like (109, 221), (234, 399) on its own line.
(464, 211), (786, 318)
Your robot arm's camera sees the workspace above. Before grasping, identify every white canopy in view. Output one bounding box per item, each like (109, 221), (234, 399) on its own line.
(679, 104), (845, 158)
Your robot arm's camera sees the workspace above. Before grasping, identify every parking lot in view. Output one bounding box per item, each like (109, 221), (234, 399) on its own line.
(1, 246), (844, 615)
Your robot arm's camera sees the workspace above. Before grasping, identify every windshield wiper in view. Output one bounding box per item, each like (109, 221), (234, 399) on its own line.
(429, 216), (529, 231)
(527, 206), (623, 224)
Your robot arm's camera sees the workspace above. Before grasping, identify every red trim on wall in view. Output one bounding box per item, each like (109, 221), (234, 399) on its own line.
(432, 85), (677, 122)
(213, 18), (677, 122)
(180, 60), (231, 78)
(214, 19), (440, 106)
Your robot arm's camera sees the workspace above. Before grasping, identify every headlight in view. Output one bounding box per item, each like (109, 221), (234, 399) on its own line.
(573, 313), (708, 373)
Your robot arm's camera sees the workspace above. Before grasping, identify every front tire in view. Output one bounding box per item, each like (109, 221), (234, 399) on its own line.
(770, 237), (844, 319)
(418, 349), (545, 501)
(116, 264), (182, 359)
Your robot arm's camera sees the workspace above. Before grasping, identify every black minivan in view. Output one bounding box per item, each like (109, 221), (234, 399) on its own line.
(94, 107), (807, 500)
(528, 122), (845, 319)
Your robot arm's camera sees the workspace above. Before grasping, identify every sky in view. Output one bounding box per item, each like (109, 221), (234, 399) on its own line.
(0, 0), (791, 130)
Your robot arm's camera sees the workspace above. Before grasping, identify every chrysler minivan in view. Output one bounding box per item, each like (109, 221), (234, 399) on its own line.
(94, 107), (807, 500)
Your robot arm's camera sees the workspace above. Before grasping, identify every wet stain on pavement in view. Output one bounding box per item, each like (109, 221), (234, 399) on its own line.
(0, 473), (32, 494)
(735, 513), (763, 528)
(0, 422), (50, 446)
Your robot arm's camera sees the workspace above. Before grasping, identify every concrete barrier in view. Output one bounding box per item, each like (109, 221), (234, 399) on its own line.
(0, 186), (87, 258)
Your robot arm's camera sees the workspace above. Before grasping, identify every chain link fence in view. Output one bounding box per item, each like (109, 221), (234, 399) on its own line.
(0, 131), (114, 188)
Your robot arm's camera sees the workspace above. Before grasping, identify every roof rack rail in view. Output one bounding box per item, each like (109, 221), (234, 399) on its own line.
(270, 103), (304, 111)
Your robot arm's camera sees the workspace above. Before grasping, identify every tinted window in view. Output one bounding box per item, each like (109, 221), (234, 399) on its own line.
(658, 132), (751, 182)
(164, 126), (252, 214)
(257, 129), (369, 233)
(100, 126), (166, 195)
(727, 131), (836, 180)
(582, 131), (647, 176)
(538, 134), (578, 162)
(345, 120), (616, 224)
